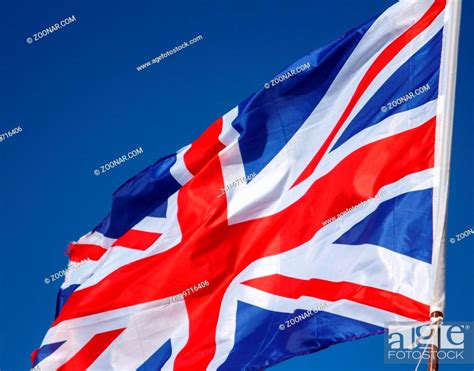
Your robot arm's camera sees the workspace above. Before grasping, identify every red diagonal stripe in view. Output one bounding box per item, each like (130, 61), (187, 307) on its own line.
(242, 274), (430, 322)
(111, 229), (161, 251)
(292, 0), (445, 187)
(179, 116), (227, 241)
(57, 328), (125, 371)
(67, 243), (107, 262)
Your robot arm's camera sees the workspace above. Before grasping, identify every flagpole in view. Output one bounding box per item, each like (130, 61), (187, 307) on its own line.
(428, 311), (443, 371)
(428, 0), (462, 369)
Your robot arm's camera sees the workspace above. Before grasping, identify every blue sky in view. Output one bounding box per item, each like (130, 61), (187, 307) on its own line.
(0, 0), (472, 370)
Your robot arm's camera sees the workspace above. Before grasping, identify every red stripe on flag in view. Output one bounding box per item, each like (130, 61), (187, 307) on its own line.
(57, 328), (125, 371)
(292, 0), (446, 187)
(67, 243), (107, 262)
(242, 274), (430, 322)
(111, 229), (162, 251)
(183, 117), (225, 176)
(31, 348), (39, 366)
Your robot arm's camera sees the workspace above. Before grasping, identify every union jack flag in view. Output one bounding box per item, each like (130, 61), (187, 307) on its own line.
(33, 0), (460, 369)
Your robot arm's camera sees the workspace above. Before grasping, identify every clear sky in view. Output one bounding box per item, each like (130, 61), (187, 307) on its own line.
(0, 0), (472, 370)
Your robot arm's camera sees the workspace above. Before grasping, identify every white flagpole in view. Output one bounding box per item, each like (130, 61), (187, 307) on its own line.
(429, 0), (462, 370)
(431, 0), (462, 317)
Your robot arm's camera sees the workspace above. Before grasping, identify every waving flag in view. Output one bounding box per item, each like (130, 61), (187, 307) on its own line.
(33, 0), (461, 369)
